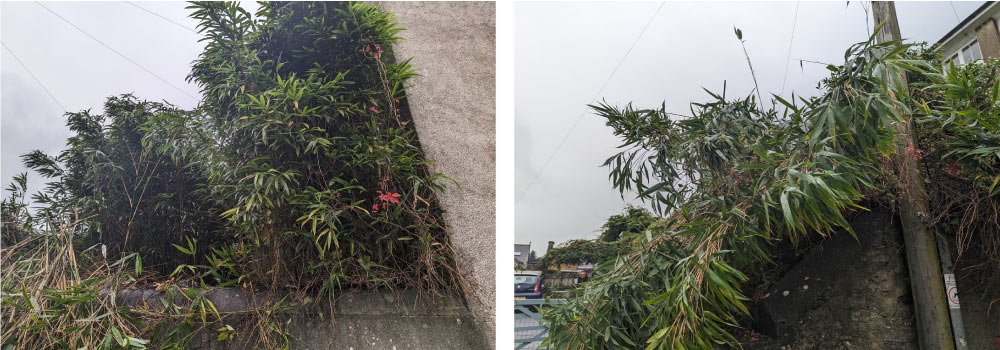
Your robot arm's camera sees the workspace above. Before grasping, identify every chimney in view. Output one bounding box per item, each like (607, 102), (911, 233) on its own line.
(547, 241), (555, 252)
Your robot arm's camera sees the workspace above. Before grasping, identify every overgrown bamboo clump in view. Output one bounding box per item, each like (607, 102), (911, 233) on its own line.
(544, 29), (1000, 349)
(2, 2), (463, 349)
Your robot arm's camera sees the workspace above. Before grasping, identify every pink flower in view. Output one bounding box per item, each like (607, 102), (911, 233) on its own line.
(904, 140), (924, 161)
(369, 106), (380, 113)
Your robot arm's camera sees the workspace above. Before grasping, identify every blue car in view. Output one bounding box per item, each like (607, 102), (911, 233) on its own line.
(514, 272), (543, 299)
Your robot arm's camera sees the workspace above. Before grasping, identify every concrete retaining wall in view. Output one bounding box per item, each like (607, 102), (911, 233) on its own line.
(115, 289), (488, 349)
(746, 210), (999, 349)
(377, 2), (497, 345)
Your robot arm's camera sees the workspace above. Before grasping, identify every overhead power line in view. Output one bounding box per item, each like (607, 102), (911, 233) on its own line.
(126, 1), (199, 34)
(948, 2), (961, 22)
(780, 1), (801, 96)
(2, 41), (68, 112)
(516, 1), (666, 204)
(34, 2), (199, 101)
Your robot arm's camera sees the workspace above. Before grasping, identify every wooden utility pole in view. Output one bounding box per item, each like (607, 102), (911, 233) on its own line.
(871, 2), (955, 350)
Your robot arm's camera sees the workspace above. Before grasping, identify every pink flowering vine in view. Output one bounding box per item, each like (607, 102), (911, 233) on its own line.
(362, 42), (405, 127)
(904, 140), (924, 161)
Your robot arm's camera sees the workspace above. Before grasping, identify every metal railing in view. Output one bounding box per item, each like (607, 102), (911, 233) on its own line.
(514, 298), (566, 350)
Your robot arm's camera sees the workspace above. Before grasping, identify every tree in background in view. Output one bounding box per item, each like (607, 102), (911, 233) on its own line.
(599, 205), (657, 242)
(538, 239), (627, 270)
(539, 207), (658, 269)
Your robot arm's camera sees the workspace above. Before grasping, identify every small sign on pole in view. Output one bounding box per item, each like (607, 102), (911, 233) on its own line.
(944, 274), (960, 309)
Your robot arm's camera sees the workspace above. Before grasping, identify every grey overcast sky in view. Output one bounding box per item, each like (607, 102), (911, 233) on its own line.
(515, 1), (985, 255)
(1, 1), (256, 204)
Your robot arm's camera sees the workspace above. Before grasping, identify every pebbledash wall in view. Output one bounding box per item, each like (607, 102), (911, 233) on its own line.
(378, 1), (497, 345)
(189, 3), (497, 349)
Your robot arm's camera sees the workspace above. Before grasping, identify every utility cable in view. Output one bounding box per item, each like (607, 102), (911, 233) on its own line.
(126, 1), (199, 34)
(516, 2), (666, 204)
(948, 2), (961, 22)
(2, 41), (68, 112)
(35, 2), (199, 101)
(780, 1), (800, 97)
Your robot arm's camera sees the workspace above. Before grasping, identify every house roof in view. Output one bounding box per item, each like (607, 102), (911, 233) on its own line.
(937, 1), (996, 45)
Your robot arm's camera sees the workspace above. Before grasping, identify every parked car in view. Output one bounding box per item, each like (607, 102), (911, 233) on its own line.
(514, 272), (543, 299)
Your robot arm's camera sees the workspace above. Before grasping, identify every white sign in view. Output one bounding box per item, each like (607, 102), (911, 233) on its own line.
(944, 274), (960, 309)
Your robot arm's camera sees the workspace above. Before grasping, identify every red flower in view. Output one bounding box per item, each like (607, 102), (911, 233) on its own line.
(369, 106), (380, 113)
(372, 190), (401, 214)
(379, 191), (401, 204)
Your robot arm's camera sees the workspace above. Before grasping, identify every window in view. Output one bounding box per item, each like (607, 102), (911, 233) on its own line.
(961, 39), (982, 63)
(515, 275), (540, 284)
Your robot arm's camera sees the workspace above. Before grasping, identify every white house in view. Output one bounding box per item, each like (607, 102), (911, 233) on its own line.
(937, 2), (1000, 65)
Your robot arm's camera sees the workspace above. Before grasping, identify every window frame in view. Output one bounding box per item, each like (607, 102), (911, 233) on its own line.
(949, 53), (961, 67)
(955, 38), (983, 64)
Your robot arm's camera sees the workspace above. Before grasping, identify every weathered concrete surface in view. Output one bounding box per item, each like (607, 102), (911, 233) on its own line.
(377, 1), (496, 344)
(953, 254), (1000, 349)
(112, 288), (469, 315)
(154, 289), (490, 349)
(195, 314), (486, 350)
(957, 274), (1000, 350)
(750, 210), (918, 349)
(744, 209), (1000, 349)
